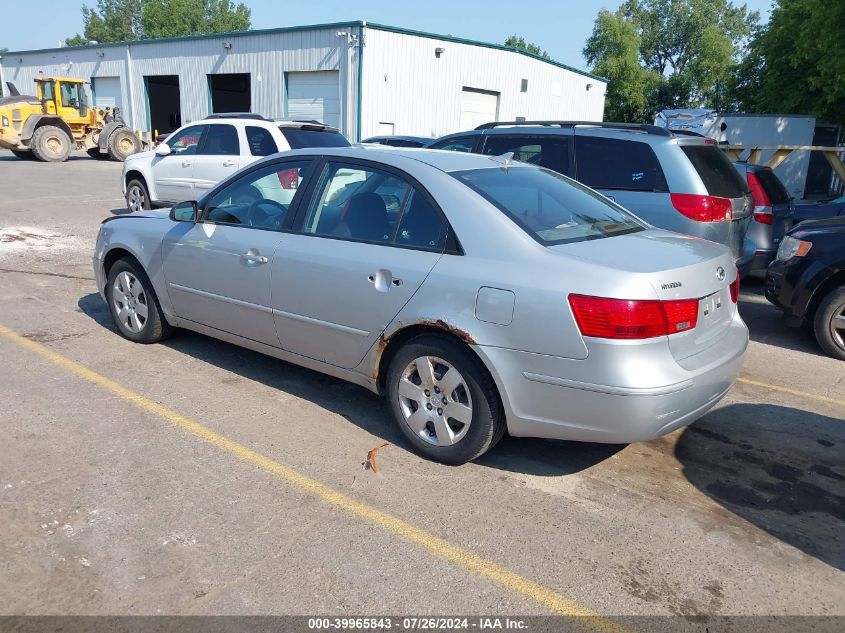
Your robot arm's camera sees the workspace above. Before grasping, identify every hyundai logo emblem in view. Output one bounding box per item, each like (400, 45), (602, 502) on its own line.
(716, 266), (726, 281)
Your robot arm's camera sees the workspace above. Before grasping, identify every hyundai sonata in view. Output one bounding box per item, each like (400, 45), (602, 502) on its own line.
(94, 146), (748, 464)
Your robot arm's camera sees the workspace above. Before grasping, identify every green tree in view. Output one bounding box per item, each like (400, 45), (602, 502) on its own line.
(734, 0), (845, 128)
(505, 35), (549, 59)
(583, 0), (758, 121)
(66, 0), (250, 45)
(583, 10), (660, 122)
(142, 0), (251, 39)
(66, 0), (145, 45)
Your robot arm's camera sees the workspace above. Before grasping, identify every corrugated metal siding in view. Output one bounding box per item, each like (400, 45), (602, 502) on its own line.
(360, 27), (606, 139)
(1, 24), (603, 143)
(2, 28), (356, 135)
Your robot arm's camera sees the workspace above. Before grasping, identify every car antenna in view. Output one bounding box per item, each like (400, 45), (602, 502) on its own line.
(490, 151), (515, 171)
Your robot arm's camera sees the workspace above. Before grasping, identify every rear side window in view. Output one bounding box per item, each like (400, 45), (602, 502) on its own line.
(454, 166), (645, 245)
(754, 168), (791, 203)
(200, 124), (239, 155)
(429, 136), (476, 152)
(482, 135), (571, 176)
(681, 145), (748, 198)
(246, 126), (279, 156)
(280, 127), (350, 149)
(575, 136), (668, 192)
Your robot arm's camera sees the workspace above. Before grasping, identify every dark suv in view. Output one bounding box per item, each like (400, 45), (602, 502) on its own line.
(429, 121), (755, 276)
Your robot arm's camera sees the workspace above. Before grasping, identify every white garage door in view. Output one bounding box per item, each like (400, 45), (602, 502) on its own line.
(286, 71), (340, 129)
(459, 88), (499, 130)
(92, 76), (122, 111)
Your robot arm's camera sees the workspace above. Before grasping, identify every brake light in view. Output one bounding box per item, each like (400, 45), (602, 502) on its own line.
(568, 295), (699, 340)
(747, 172), (772, 224)
(729, 274), (740, 303)
(671, 193), (733, 222)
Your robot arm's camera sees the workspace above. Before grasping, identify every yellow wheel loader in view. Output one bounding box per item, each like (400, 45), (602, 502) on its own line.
(0, 77), (142, 162)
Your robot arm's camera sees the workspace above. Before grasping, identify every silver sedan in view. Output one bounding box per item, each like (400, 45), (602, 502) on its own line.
(94, 146), (749, 464)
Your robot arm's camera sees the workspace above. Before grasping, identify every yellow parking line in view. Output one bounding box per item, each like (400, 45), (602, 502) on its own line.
(0, 323), (626, 633)
(737, 377), (845, 408)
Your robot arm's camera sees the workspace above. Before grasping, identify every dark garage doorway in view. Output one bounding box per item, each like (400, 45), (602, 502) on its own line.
(208, 73), (251, 114)
(144, 75), (181, 136)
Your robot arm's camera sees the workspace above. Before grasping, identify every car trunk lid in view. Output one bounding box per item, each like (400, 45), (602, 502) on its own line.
(553, 230), (737, 361)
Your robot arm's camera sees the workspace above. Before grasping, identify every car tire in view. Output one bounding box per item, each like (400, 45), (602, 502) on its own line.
(125, 178), (151, 213)
(108, 128), (141, 161)
(11, 150), (36, 160)
(30, 126), (72, 162)
(106, 257), (172, 344)
(813, 286), (845, 360)
(385, 334), (505, 465)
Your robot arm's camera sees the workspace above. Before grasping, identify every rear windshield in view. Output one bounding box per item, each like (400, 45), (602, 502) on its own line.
(454, 166), (645, 245)
(754, 168), (791, 203)
(681, 145), (748, 198)
(280, 127), (350, 149)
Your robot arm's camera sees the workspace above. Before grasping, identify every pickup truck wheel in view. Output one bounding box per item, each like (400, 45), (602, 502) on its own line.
(125, 179), (151, 213)
(108, 128), (140, 161)
(31, 126), (72, 162)
(814, 286), (845, 360)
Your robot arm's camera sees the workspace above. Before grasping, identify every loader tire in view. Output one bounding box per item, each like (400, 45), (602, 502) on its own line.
(31, 126), (72, 162)
(108, 128), (140, 162)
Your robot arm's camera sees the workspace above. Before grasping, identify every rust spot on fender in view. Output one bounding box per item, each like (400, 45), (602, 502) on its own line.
(423, 319), (476, 345)
(372, 320), (477, 381)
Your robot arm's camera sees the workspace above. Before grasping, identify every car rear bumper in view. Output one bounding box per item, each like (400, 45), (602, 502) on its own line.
(475, 318), (748, 444)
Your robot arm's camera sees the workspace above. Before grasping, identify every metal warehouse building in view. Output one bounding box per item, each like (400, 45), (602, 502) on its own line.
(0, 21), (606, 142)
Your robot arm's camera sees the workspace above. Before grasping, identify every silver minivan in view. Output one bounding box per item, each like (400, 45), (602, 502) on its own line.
(428, 122), (756, 276)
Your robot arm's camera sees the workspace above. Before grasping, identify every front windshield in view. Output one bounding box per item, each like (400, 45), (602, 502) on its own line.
(453, 166), (646, 245)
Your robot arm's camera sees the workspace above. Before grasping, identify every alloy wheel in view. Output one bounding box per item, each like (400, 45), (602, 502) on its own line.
(112, 271), (149, 333)
(127, 185), (145, 212)
(831, 303), (845, 351)
(397, 356), (473, 446)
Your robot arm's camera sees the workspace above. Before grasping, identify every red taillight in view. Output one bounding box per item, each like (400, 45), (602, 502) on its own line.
(746, 172), (771, 206)
(277, 168), (298, 189)
(568, 295), (699, 340)
(670, 193), (733, 222)
(747, 172), (773, 224)
(729, 274), (740, 303)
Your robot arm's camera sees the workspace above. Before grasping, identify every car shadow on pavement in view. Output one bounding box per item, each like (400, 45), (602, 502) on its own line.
(738, 277), (823, 355)
(109, 207), (132, 216)
(77, 292), (620, 477)
(676, 403), (845, 571)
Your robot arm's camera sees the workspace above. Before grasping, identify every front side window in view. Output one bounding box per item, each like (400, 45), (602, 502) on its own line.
(575, 136), (668, 192)
(246, 126), (279, 156)
(166, 125), (205, 156)
(200, 124), (239, 155)
(302, 163), (446, 250)
(60, 82), (80, 108)
(205, 160), (312, 230)
(482, 135), (572, 175)
(429, 136), (476, 153)
(454, 166), (645, 245)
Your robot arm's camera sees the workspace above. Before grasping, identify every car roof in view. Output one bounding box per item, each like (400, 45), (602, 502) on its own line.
(278, 145), (520, 173)
(433, 123), (710, 146)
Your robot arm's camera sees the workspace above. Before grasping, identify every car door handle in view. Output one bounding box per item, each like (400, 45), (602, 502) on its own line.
(182, 160), (192, 167)
(222, 160), (236, 167)
(368, 270), (401, 292)
(241, 252), (269, 264)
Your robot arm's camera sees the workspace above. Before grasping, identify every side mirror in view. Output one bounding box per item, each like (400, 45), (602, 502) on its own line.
(155, 143), (171, 157)
(170, 200), (197, 222)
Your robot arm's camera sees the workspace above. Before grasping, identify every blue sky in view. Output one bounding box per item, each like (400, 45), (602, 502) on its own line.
(4, 0), (773, 71)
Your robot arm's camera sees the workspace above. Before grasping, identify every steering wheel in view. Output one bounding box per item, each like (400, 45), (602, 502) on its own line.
(246, 199), (287, 230)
